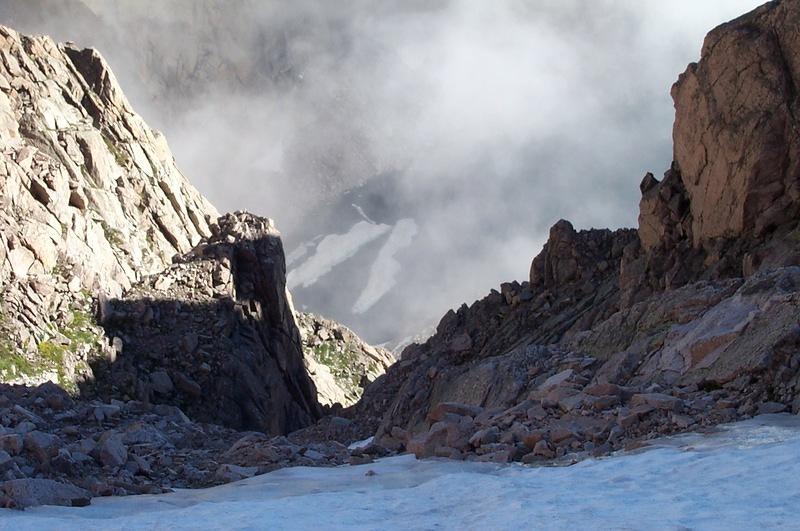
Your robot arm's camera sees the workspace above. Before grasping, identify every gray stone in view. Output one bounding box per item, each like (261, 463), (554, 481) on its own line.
(538, 369), (574, 392)
(93, 404), (122, 422)
(24, 431), (61, 464)
(96, 432), (127, 467)
(214, 464), (258, 483)
(757, 402), (787, 415)
(150, 371), (174, 395)
(630, 393), (683, 412)
(0, 478), (91, 508)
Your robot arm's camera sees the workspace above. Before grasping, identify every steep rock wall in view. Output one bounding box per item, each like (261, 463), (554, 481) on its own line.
(0, 25), (217, 386)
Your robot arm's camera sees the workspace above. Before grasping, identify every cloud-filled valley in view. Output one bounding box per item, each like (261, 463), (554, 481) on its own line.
(0, 0), (764, 344)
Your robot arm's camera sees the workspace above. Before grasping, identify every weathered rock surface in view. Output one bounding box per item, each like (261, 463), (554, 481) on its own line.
(628, 0), (800, 303)
(98, 212), (322, 435)
(0, 382), (359, 509)
(349, 0), (800, 467)
(354, 221), (636, 435)
(0, 25), (217, 388)
(298, 312), (394, 408)
(672, 1), (800, 246)
(357, 268), (799, 464)
(1, 478), (90, 508)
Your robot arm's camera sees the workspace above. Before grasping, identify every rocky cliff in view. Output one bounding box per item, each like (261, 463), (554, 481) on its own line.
(0, 25), (217, 388)
(625, 0), (800, 302)
(0, 23), (394, 438)
(0, 23), (401, 507)
(355, 0), (800, 464)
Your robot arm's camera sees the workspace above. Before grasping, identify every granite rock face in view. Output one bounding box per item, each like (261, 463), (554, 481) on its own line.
(671, 0), (800, 245)
(0, 25), (217, 387)
(631, 0), (800, 298)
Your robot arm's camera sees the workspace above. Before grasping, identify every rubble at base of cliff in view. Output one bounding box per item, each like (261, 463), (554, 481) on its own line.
(0, 382), (367, 510)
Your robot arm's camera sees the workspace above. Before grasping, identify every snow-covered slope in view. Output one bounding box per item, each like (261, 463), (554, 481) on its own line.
(4, 414), (799, 529)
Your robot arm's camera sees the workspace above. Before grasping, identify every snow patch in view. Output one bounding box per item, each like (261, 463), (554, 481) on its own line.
(347, 436), (374, 451)
(4, 415), (800, 529)
(352, 218), (418, 314)
(351, 203), (376, 225)
(287, 221), (391, 289)
(285, 236), (321, 268)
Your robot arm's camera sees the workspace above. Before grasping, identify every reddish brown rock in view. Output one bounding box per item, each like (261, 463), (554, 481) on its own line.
(522, 430), (547, 449)
(531, 440), (554, 459)
(672, 1), (800, 245)
(530, 220), (634, 291)
(630, 393), (684, 412)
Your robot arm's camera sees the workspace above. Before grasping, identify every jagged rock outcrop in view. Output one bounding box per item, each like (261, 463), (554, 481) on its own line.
(359, 259), (799, 465)
(630, 0), (800, 300)
(98, 212), (322, 435)
(355, 223), (637, 434)
(0, 25), (217, 387)
(352, 0), (800, 465)
(530, 220), (632, 291)
(297, 312), (394, 408)
(672, 0), (800, 245)
(0, 24), (390, 437)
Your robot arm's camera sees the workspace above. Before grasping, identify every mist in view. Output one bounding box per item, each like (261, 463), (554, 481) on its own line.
(0, 0), (765, 344)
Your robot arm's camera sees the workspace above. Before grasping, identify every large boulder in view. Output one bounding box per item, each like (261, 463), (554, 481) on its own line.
(1, 478), (90, 508)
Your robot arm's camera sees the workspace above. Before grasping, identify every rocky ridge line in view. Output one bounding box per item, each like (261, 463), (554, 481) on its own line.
(350, 0), (800, 466)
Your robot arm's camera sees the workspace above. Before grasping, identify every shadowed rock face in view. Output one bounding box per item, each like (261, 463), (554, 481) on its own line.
(99, 212), (322, 435)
